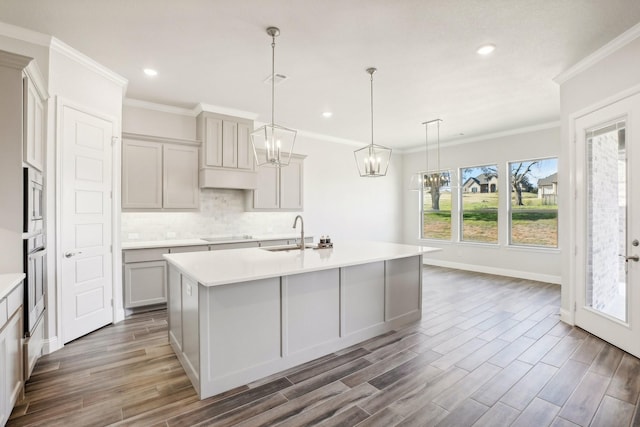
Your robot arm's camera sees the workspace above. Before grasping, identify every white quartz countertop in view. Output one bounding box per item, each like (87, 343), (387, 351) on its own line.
(122, 234), (310, 250)
(0, 273), (25, 301)
(164, 240), (440, 287)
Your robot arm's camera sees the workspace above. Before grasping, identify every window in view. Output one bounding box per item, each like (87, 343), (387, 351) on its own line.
(421, 171), (452, 240)
(461, 165), (499, 243)
(509, 158), (558, 247)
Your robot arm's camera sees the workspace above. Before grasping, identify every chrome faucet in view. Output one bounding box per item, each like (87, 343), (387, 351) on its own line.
(292, 215), (305, 250)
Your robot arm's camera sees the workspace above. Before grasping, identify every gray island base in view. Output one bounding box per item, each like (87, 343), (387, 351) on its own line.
(164, 241), (438, 399)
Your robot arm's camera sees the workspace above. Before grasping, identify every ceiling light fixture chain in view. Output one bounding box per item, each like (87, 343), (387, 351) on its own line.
(354, 67), (392, 177)
(268, 26), (278, 128)
(251, 26), (297, 168)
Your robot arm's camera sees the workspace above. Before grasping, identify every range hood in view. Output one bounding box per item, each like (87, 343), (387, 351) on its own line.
(199, 168), (257, 190)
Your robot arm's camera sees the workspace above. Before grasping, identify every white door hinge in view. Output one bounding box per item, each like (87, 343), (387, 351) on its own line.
(111, 136), (119, 146)
(574, 301), (577, 312)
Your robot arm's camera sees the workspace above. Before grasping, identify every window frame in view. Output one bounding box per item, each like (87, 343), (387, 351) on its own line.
(419, 170), (453, 241)
(507, 156), (559, 249)
(459, 163), (500, 245)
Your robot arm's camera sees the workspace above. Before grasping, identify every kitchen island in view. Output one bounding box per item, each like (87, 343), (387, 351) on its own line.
(164, 240), (439, 399)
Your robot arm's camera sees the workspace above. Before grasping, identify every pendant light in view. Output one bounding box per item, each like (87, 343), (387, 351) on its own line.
(251, 26), (297, 167)
(354, 68), (392, 177)
(409, 119), (447, 191)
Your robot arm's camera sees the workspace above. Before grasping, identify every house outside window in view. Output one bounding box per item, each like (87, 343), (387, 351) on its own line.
(461, 165), (499, 243)
(509, 158), (558, 247)
(421, 171), (452, 240)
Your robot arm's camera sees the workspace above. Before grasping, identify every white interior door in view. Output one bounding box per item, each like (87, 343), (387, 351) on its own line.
(60, 105), (114, 343)
(574, 92), (640, 358)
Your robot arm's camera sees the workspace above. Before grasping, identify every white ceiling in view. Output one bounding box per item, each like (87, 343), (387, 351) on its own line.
(1, 0), (640, 149)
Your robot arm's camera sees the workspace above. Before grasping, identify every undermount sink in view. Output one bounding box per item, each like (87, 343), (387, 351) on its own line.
(262, 244), (316, 252)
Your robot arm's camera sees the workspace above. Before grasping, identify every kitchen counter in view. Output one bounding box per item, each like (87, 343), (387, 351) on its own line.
(164, 240), (439, 287)
(121, 233), (312, 250)
(166, 240), (438, 398)
(0, 273), (25, 301)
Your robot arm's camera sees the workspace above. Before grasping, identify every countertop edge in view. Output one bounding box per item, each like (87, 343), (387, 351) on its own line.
(164, 244), (440, 287)
(122, 234), (314, 250)
(0, 273), (26, 301)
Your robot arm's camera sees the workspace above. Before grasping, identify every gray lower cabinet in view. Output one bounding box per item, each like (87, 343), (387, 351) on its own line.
(123, 248), (170, 308)
(124, 261), (167, 308)
(0, 282), (24, 426)
(123, 238), (312, 309)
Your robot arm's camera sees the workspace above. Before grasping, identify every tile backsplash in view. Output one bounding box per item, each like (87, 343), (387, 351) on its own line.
(121, 189), (298, 241)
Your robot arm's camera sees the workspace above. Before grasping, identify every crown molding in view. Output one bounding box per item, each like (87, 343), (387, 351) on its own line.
(49, 37), (128, 93)
(24, 60), (49, 99)
(554, 22), (640, 85)
(121, 131), (200, 147)
(0, 49), (33, 69)
(195, 102), (259, 120)
(0, 21), (51, 46)
(402, 121), (561, 153)
(124, 98), (196, 116)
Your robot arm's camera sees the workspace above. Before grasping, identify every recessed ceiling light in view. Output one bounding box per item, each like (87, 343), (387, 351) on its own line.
(143, 68), (158, 77)
(477, 44), (496, 55)
(322, 111), (333, 118)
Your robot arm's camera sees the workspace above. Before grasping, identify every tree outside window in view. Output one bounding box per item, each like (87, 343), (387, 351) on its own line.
(509, 158), (558, 247)
(422, 171), (451, 240)
(461, 165), (499, 243)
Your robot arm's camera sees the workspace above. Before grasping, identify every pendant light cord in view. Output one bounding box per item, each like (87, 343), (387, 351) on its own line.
(437, 119), (441, 176)
(271, 36), (276, 126)
(370, 72), (374, 146)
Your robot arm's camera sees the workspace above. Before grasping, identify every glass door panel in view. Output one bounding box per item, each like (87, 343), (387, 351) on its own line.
(586, 122), (626, 322)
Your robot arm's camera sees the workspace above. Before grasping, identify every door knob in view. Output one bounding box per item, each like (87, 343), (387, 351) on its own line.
(625, 255), (639, 262)
(64, 251), (82, 258)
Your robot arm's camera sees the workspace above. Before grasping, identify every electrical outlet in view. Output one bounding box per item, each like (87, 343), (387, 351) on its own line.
(127, 233), (139, 240)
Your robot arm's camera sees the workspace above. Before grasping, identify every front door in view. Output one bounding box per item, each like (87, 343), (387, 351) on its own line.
(574, 92), (640, 358)
(60, 104), (115, 343)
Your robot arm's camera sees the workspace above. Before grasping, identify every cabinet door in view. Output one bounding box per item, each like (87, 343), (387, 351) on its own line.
(203, 117), (223, 167)
(0, 309), (23, 425)
(280, 156), (304, 210)
(163, 144), (199, 209)
(252, 165), (279, 209)
(237, 123), (253, 170)
(122, 139), (163, 209)
(23, 77), (45, 171)
(222, 121), (238, 168)
(124, 261), (167, 308)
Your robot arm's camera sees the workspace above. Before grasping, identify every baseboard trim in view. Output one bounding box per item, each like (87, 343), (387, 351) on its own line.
(42, 336), (61, 355)
(423, 259), (561, 285)
(560, 308), (574, 325)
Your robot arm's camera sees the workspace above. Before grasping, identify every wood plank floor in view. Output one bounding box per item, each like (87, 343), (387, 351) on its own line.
(8, 266), (640, 426)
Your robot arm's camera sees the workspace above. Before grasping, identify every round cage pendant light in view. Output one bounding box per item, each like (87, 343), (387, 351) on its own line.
(251, 26), (297, 168)
(354, 68), (392, 177)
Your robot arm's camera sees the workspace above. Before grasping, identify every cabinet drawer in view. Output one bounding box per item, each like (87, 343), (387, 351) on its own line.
(0, 298), (7, 330)
(169, 245), (209, 254)
(209, 241), (259, 250)
(7, 283), (23, 315)
(123, 248), (168, 263)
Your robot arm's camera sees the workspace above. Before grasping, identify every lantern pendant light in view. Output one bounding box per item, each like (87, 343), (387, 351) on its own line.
(409, 119), (446, 191)
(354, 68), (392, 177)
(251, 26), (297, 168)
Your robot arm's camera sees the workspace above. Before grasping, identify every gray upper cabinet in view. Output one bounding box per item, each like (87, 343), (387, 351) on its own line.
(247, 153), (305, 211)
(122, 134), (200, 210)
(23, 76), (46, 171)
(197, 111), (257, 189)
